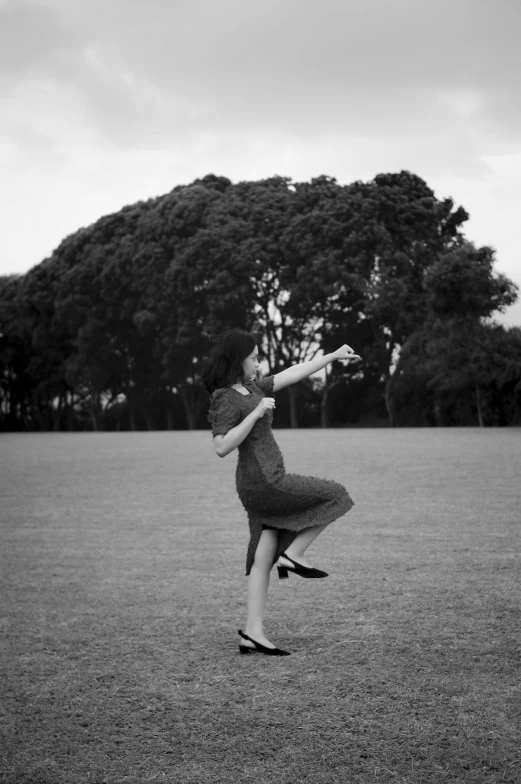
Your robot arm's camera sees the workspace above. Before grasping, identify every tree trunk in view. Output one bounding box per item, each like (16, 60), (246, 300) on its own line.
(124, 389), (138, 431)
(287, 384), (299, 428)
(166, 403), (174, 431)
(384, 373), (397, 427)
(179, 385), (197, 430)
(53, 394), (63, 432)
(29, 399), (37, 431)
(67, 391), (74, 431)
(1, 388), (9, 419)
(320, 385), (330, 428)
(144, 405), (154, 431)
(320, 377), (345, 428)
(36, 398), (50, 431)
(475, 383), (484, 427)
(36, 401), (44, 431)
(90, 393), (101, 432)
(433, 397), (444, 427)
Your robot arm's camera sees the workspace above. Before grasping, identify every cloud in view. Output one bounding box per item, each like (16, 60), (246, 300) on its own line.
(0, 3), (74, 78)
(2, 0), (520, 149)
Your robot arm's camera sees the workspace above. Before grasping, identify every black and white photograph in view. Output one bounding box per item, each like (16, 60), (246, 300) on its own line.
(1, 1), (520, 782)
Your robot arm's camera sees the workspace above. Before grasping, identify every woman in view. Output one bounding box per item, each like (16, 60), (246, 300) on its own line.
(202, 329), (360, 656)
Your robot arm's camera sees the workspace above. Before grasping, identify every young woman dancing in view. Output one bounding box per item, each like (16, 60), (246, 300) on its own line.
(202, 329), (360, 657)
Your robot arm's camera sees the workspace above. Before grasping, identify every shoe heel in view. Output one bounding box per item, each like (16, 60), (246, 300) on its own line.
(277, 566), (289, 579)
(239, 646), (250, 655)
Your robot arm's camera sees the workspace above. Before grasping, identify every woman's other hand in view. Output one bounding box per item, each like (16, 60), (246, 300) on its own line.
(254, 397), (276, 419)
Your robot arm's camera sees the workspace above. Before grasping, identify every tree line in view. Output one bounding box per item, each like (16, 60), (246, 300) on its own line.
(1, 171), (520, 432)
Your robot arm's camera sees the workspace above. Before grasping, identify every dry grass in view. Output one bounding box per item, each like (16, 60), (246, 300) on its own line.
(1, 428), (520, 784)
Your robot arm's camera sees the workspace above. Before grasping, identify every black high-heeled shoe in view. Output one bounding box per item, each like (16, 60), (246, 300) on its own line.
(276, 552), (329, 579)
(237, 629), (291, 656)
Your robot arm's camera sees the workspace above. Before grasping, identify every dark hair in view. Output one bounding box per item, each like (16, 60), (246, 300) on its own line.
(201, 329), (258, 394)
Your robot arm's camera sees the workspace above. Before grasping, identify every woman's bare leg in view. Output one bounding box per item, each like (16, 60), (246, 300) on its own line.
(244, 529), (278, 648)
(281, 522), (329, 567)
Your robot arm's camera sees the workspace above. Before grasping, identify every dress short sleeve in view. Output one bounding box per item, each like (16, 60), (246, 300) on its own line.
(207, 389), (240, 437)
(254, 375), (275, 396)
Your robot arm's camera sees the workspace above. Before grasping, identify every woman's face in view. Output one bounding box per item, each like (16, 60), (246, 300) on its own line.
(240, 345), (260, 382)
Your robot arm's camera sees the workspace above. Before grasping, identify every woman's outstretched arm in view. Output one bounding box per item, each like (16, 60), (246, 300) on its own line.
(273, 344), (361, 391)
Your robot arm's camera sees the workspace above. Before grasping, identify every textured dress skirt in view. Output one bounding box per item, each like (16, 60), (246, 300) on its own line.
(208, 375), (354, 576)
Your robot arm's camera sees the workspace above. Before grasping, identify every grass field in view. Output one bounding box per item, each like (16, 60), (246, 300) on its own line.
(1, 428), (520, 784)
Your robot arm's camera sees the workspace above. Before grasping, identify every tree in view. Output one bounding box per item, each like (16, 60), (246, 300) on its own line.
(270, 171), (470, 426)
(395, 243), (519, 426)
(350, 172), (470, 425)
(397, 319), (521, 426)
(2, 170), (518, 432)
(0, 275), (33, 430)
(424, 242), (518, 319)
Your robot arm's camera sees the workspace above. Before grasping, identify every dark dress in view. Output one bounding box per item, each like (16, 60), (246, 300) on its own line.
(208, 375), (355, 576)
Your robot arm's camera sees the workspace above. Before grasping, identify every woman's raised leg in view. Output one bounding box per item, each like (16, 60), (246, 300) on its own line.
(244, 528), (278, 649)
(281, 522), (329, 568)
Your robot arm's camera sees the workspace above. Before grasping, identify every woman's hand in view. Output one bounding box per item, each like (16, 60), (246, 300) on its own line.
(332, 344), (361, 365)
(254, 397), (276, 419)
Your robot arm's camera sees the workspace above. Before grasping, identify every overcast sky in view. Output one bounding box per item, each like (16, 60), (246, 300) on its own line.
(1, 0), (520, 326)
